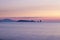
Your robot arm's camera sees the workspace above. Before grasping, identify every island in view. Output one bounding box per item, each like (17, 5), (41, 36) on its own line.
(0, 19), (42, 22)
(17, 20), (35, 22)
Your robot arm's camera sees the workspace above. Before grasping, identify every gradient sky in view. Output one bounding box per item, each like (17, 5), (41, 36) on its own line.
(0, 0), (60, 17)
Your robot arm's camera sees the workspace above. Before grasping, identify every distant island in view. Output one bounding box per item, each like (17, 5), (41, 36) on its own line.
(17, 20), (35, 22)
(0, 19), (42, 22)
(0, 19), (15, 22)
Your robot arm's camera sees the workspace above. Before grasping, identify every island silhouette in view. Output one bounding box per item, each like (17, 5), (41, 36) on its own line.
(17, 20), (35, 22)
(0, 19), (15, 22)
(0, 19), (42, 22)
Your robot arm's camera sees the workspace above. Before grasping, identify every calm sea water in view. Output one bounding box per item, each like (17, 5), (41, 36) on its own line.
(0, 22), (60, 40)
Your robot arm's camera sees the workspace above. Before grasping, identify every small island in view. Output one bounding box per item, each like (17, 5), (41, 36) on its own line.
(0, 19), (15, 22)
(17, 20), (35, 22)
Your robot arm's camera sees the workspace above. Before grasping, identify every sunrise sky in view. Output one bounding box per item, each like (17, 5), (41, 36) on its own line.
(0, 0), (60, 18)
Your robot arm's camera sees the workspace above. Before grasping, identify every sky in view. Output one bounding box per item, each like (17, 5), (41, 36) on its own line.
(0, 0), (60, 18)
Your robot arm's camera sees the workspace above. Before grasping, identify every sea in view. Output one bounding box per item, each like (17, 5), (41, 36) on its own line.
(0, 22), (60, 40)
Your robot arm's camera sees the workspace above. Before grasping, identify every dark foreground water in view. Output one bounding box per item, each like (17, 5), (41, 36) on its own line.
(0, 22), (60, 40)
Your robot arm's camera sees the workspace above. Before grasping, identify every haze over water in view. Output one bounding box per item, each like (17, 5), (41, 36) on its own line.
(0, 22), (60, 40)
(0, 0), (60, 40)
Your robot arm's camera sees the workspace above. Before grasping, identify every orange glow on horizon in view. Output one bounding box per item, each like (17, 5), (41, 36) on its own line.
(0, 10), (60, 18)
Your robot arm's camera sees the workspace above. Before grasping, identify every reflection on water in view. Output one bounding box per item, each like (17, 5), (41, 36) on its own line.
(0, 22), (60, 40)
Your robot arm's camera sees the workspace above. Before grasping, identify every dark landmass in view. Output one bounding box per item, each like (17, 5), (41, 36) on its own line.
(0, 19), (15, 22)
(0, 19), (42, 22)
(17, 20), (36, 22)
